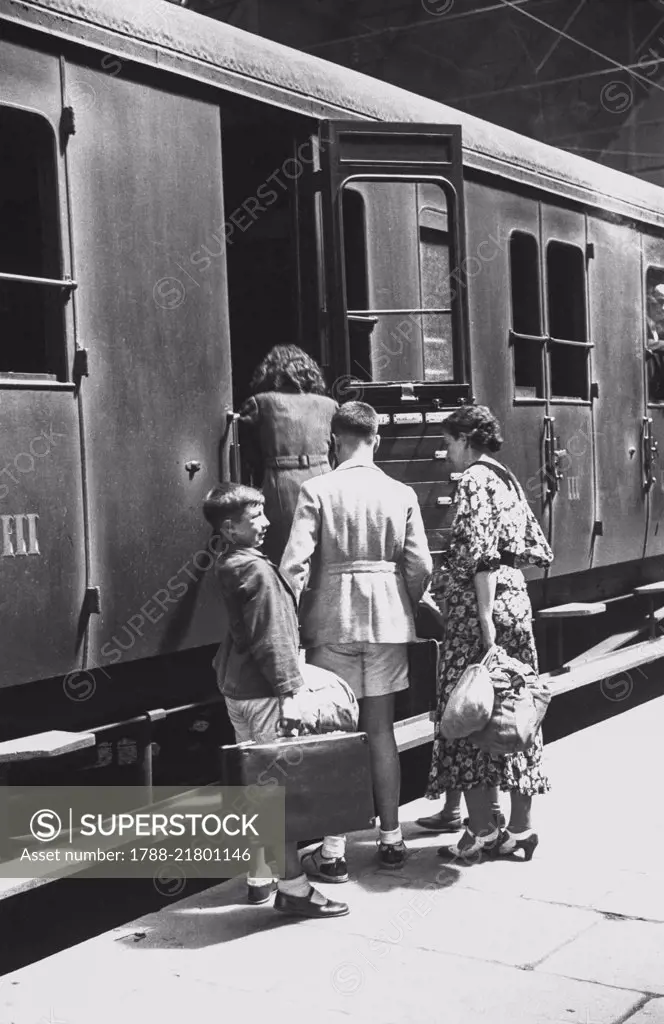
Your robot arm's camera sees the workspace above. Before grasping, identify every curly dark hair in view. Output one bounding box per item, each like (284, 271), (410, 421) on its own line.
(442, 404), (503, 452)
(249, 345), (327, 395)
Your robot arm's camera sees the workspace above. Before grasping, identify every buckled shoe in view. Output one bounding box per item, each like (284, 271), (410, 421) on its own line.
(274, 885), (349, 918)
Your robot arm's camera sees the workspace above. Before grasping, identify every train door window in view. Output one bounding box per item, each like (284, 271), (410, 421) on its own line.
(418, 188), (453, 381)
(0, 105), (65, 378)
(546, 241), (589, 400)
(341, 179), (456, 383)
(509, 231), (544, 399)
(645, 267), (664, 403)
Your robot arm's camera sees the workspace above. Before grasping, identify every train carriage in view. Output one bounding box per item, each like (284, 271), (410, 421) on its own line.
(2, 0), (664, 763)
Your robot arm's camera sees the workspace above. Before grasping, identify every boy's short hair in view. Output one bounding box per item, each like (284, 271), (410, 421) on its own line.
(332, 401), (379, 441)
(203, 482), (264, 531)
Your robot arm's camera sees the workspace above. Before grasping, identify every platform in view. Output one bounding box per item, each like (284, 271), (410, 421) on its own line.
(2, 696), (664, 1024)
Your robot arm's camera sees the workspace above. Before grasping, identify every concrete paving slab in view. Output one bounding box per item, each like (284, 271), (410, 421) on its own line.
(0, 920), (643, 1024)
(594, 871), (664, 923)
(625, 997), (664, 1023)
(540, 918), (664, 995)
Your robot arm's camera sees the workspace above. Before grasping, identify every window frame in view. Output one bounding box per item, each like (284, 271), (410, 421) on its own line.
(338, 172), (464, 386)
(0, 103), (76, 385)
(508, 229), (547, 405)
(644, 263), (664, 407)
(545, 239), (592, 404)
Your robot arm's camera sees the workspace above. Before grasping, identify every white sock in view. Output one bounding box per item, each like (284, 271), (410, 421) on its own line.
(321, 835), (346, 859)
(247, 875), (273, 887)
(277, 873), (326, 904)
(379, 826), (402, 846)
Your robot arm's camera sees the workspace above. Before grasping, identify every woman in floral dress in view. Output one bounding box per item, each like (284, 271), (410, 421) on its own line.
(426, 405), (553, 861)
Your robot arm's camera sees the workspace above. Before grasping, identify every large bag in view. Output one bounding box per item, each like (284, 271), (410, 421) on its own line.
(467, 650), (551, 755)
(220, 732), (375, 842)
(295, 663), (359, 734)
(440, 645), (496, 740)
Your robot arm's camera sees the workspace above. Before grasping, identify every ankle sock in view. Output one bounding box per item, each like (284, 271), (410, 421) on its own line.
(277, 873), (310, 897)
(321, 835), (346, 859)
(379, 826), (403, 846)
(277, 873), (327, 905)
(247, 875), (273, 887)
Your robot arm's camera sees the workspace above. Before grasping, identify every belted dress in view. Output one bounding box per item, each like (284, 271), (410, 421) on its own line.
(426, 459), (554, 797)
(238, 390), (338, 565)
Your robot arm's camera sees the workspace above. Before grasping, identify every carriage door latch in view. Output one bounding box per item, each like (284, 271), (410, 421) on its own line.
(642, 416), (658, 491)
(543, 416), (564, 499)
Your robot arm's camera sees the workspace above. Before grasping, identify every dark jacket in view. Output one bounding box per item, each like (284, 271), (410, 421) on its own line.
(239, 391), (338, 564)
(212, 546), (304, 700)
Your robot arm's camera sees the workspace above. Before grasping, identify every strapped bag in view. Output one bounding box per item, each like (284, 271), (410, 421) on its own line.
(467, 647), (552, 755)
(440, 645), (496, 740)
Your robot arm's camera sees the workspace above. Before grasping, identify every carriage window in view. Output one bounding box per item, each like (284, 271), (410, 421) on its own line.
(547, 242), (586, 342)
(0, 106), (64, 378)
(509, 232), (544, 399)
(419, 198), (453, 381)
(341, 179), (455, 383)
(645, 267), (664, 403)
(510, 232), (541, 336)
(546, 241), (588, 400)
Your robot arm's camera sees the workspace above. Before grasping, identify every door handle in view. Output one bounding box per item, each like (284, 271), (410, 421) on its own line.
(642, 416), (657, 491)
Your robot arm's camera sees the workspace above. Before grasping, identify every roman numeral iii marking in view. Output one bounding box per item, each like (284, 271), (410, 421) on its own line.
(1, 514), (40, 556)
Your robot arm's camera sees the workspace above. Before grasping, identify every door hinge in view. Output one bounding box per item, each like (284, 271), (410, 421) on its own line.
(586, 242), (595, 260)
(60, 106), (76, 139)
(590, 381), (599, 399)
(85, 586), (101, 615)
(73, 348), (89, 381)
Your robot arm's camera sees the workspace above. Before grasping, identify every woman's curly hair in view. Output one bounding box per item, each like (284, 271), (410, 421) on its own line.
(443, 404), (503, 452)
(249, 345), (327, 396)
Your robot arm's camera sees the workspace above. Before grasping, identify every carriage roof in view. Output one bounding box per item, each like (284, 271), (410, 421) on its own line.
(6, 0), (664, 226)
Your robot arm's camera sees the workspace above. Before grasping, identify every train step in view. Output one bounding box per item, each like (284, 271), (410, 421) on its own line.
(538, 601), (607, 674)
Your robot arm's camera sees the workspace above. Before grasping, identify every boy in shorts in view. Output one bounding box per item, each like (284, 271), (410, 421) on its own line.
(204, 482), (349, 918)
(281, 402), (433, 868)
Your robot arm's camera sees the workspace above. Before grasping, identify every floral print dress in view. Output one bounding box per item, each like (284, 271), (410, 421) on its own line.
(426, 459), (554, 797)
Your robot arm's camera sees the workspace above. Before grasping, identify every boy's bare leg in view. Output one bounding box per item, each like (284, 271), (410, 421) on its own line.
(359, 693), (400, 832)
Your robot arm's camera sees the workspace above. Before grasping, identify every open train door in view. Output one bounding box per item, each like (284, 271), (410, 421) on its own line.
(308, 121), (472, 557)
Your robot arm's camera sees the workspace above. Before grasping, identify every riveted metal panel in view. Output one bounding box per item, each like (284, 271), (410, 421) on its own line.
(65, 63), (230, 668)
(588, 217), (645, 567)
(0, 38), (86, 686)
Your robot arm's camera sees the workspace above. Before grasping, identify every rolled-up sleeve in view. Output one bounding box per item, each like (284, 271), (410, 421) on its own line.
(402, 488), (433, 605)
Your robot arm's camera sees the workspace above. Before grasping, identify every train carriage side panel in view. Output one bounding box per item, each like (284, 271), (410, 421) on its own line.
(463, 178), (550, 579)
(0, 37), (87, 687)
(65, 62), (230, 668)
(588, 216), (646, 567)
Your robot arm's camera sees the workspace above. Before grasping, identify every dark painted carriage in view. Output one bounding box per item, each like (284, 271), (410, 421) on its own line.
(1, 0), (664, 769)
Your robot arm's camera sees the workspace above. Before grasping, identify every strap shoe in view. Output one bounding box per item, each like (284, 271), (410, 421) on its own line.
(274, 885), (349, 918)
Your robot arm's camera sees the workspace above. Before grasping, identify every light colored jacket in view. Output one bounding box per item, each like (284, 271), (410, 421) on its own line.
(280, 458), (433, 647)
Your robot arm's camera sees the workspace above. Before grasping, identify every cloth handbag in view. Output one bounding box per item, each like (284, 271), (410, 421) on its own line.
(220, 732), (375, 842)
(439, 645), (497, 740)
(295, 663), (359, 734)
(467, 648), (552, 755)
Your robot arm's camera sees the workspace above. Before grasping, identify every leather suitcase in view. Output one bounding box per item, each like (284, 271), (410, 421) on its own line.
(405, 638), (440, 716)
(220, 731), (375, 842)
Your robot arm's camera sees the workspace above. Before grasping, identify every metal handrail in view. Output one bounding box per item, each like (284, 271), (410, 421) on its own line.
(0, 271), (77, 288)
